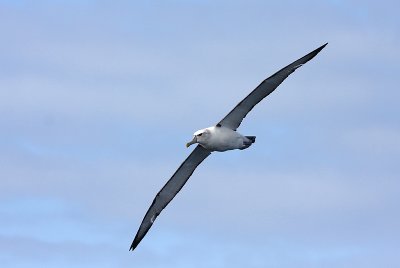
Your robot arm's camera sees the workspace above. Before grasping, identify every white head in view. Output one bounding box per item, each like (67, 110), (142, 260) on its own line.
(186, 128), (211, 148)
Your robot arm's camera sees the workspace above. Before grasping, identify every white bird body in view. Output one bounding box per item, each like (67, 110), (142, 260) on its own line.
(192, 126), (252, 152)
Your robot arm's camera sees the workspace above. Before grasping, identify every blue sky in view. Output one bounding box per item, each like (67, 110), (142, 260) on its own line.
(1, 1), (399, 267)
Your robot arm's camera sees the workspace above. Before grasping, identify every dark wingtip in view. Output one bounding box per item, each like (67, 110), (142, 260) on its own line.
(315, 42), (328, 54)
(310, 42), (328, 57)
(129, 232), (143, 252)
(319, 42), (328, 51)
(129, 239), (139, 252)
(297, 42), (328, 66)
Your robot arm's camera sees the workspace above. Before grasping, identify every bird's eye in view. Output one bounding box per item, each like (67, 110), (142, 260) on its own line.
(197, 133), (202, 136)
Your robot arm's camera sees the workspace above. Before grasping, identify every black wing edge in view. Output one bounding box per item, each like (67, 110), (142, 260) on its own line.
(261, 43), (328, 90)
(217, 43), (328, 130)
(129, 145), (211, 252)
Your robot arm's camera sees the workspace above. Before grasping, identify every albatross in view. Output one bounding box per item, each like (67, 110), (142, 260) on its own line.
(130, 43), (327, 251)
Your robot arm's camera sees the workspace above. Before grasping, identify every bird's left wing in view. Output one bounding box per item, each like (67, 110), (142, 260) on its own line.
(218, 43), (327, 130)
(130, 145), (211, 251)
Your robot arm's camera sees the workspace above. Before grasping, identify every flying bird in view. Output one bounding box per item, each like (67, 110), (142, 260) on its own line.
(130, 43), (327, 251)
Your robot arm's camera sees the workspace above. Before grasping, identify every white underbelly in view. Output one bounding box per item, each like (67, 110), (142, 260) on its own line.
(202, 127), (244, 152)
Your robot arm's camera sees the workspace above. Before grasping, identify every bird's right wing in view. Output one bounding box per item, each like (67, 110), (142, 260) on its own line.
(218, 43), (327, 130)
(130, 145), (211, 251)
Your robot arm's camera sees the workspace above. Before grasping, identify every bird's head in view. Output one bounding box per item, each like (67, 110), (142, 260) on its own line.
(186, 128), (211, 148)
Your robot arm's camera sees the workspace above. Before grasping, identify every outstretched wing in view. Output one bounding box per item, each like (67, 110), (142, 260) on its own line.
(130, 145), (211, 251)
(218, 43), (327, 130)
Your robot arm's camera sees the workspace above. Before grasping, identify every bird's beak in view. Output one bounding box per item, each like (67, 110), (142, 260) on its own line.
(186, 136), (197, 148)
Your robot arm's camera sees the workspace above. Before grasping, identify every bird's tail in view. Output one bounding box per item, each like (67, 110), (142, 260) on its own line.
(241, 136), (256, 150)
(245, 136), (256, 143)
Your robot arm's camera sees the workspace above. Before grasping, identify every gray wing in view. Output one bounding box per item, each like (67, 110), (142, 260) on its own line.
(218, 43), (327, 130)
(130, 145), (211, 251)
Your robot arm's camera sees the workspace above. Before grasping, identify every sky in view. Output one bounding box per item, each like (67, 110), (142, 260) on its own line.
(0, 0), (399, 267)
